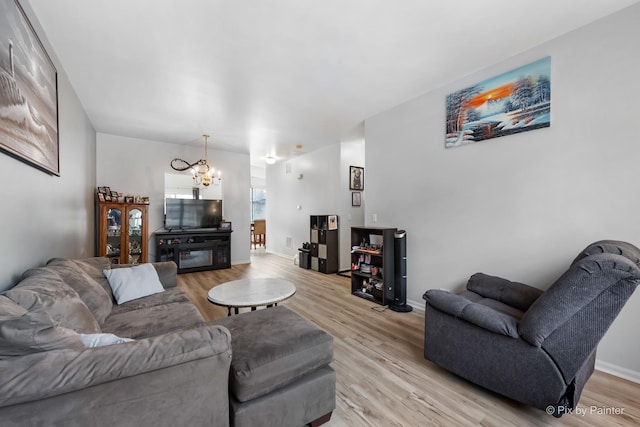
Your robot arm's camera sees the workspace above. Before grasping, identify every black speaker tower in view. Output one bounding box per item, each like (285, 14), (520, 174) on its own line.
(390, 230), (412, 312)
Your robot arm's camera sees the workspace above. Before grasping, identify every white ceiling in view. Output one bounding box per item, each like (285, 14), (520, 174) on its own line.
(27, 0), (639, 165)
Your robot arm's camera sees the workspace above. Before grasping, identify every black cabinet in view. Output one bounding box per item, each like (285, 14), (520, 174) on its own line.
(309, 215), (339, 274)
(155, 229), (232, 273)
(350, 227), (396, 305)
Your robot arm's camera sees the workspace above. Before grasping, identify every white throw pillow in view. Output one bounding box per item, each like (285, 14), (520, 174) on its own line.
(103, 263), (165, 304)
(80, 333), (134, 347)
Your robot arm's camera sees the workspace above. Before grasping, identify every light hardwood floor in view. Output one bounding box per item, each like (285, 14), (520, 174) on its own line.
(178, 251), (640, 427)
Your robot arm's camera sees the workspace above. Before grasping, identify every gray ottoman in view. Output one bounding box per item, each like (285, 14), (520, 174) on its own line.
(215, 306), (335, 427)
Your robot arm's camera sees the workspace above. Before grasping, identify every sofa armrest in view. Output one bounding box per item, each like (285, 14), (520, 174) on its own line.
(0, 323), (231, 408)
(424, 289), (519, 338)
(112, 261), (178, 288)
(467, 273), (543, 311)
(151, 261), (178, 288)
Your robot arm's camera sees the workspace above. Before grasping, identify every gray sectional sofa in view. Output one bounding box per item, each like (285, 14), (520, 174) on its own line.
(0, 257), (335, 427)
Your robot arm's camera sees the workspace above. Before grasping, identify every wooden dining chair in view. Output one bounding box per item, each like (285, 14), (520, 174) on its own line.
(253, 219), (266, 248)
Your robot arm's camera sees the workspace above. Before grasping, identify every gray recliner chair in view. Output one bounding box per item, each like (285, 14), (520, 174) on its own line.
(422, 240), (640, 417)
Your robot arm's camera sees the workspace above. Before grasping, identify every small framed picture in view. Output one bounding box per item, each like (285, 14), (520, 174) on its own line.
(142, 196), (150, 204)
(219, 222), (232, 230)
(104, 194), (112, 202)
(352, 192), (361, 207)
(125, 196), (134, 203)
(98, 192), (105, 202)
(111, 191), (119, 200)
(103, 186), (111, 194)
(328, 215), (338, 230)
(349, 166), (364, 190)
(134, 195), (142, 203)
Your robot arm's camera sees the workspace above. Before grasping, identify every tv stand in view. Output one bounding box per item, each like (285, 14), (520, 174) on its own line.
(155, 229), (232, 273)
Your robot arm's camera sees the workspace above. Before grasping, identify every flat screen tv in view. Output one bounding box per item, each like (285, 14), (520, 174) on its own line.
(165, 199), (222, 230)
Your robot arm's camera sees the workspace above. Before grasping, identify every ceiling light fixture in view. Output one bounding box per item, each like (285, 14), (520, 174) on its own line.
(170, 134), (221, 187)
(265, 156), (276, 165)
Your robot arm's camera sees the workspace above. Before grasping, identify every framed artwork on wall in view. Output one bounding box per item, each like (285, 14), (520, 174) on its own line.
(445, 56), (550, 148)
(0, 0), (59, 175)
(349, 166), (364, 190)
(352, 192), (361, 207)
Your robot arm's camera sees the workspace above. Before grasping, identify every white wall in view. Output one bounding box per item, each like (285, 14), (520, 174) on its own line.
(251, 164), (266, 189)
(266, 144), (341, 260)
(0, 4), (96, 291)
(339, 139), (365, 271)
(266, 141), (364, 270)
(96, 133), (251, 265)
(364, 4), (640, 379)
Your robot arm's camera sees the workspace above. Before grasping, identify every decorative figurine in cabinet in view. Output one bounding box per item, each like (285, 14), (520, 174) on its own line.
(97, 202), (148, 265)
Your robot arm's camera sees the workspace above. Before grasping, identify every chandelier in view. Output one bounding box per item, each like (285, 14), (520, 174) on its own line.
(170, 134), (222, 187)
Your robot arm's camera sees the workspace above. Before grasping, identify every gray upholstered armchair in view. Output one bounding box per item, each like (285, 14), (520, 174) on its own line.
(422, 240), (640, 417)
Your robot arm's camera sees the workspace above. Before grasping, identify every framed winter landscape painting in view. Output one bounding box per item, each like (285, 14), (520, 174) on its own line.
(445, 57), (550, 148)
(0, 0), (59, 175)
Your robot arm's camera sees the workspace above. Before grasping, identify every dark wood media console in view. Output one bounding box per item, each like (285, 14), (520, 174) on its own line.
(155, 229), (232, 273)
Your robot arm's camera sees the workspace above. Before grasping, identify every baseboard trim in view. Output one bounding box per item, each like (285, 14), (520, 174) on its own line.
(407, 298), (424, 311)
(268, 250), (296, 262)
(595, 360), (640, 384)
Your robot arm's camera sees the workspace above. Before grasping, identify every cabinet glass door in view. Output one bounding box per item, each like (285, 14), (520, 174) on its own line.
(106, 208), (122, 264)
(128, 208), (143, 264)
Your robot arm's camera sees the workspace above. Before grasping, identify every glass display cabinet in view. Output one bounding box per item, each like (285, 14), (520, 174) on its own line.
(97, 202), (148, 265)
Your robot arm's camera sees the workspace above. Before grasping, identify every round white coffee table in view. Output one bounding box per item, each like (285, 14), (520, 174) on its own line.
(207, 278), (297, 316)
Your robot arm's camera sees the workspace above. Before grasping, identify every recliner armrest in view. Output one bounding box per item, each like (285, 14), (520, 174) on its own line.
(467, 273), (543, 311)
(424, 289), (519, 338)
